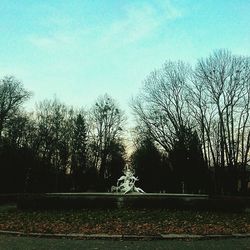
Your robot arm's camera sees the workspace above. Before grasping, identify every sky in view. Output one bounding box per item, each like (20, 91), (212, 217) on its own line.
(0, 0), (250, 121)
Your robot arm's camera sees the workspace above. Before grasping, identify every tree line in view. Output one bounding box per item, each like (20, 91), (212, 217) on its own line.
(0, 49), (249, 195)
(132, 49), (250, 195)
(0, 83), (126, 192)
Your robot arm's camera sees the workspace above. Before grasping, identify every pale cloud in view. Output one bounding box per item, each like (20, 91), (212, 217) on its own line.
(100, 5), (159, 48)
(99, 1), (182, 49)
(44, 16), (74, 28)
(0, 64), (30, 80)
(28, 33), (76, 50)
(28, 36), (57, 49)
(160, 0), (183, 20)
(27, 1), (183, 51)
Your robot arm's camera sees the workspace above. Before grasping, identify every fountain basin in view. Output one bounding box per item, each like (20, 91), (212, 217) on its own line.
(16, 192), (249, 212)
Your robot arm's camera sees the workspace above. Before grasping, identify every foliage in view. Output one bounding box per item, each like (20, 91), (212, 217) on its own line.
(105, 140), (126, 190)
(131, 136), (163, 192)
(169, 126), (208, 193)
(70, 113), (88, 191)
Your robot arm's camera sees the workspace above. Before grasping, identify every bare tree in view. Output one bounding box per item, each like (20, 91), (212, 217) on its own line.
(189, 50), (250, 192)
(191, 50), (250, 167)
(131, 61), (210, 193)
(4, 111), (36, 148)
(89, 94), (125, 181)
(0, 76), (31, 139)
(34, 98), (74, 191)
(131, 61), (192, 152)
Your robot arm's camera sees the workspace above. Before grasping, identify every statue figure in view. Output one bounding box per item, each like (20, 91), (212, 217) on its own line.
(112, 168), (144, 194)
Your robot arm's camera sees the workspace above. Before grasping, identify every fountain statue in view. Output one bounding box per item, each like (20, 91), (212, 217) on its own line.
(111, 168), (144, 194)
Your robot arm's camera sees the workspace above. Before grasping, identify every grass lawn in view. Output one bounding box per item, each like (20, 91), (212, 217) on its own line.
(0, 205), (249, 235)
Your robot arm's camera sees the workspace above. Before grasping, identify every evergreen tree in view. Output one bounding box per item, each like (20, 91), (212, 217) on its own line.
(131, 136), (162, 192)
(106, 140), (126, 190)
(71, 113), (88, 191)
(169, 126), (208, 193)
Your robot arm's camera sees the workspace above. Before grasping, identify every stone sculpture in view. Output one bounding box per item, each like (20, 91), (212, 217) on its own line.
(112, 168), (144, 194)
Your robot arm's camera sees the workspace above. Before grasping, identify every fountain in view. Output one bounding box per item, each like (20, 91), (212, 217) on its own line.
(18, 167), (209, 210)
(111, 168), (144, 194)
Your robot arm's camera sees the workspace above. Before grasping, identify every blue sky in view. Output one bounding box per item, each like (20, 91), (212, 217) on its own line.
(0, 0), (249, 118)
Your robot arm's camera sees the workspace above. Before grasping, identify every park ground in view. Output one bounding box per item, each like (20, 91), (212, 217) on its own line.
(0, 204), (249, 236)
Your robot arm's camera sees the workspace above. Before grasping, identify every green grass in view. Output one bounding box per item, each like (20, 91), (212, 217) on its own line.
(0, 205), (249, 235)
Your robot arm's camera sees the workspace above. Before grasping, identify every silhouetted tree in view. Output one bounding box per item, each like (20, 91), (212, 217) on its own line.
(131, 136), (162, 192)
(169, 126), (208, 193)
(89, 94), (125, 189)
(0, 141), (38, 193)
(34, 99), (73, 191)
(189, 50), (250, 193)
(106, 140), (126, 190)
(0, 76), (31, 141)
(3, 111), (35, 148)
(70, 113), (88, 191)
(131, 61), (191, 152)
